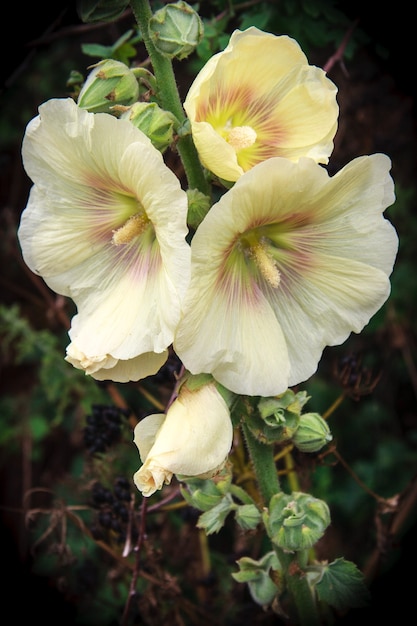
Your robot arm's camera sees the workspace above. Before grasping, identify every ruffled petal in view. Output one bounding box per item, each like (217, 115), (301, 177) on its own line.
(18, 98), (191, 381)
(175, 155), (398, 396)
(184, 27), (338, 181)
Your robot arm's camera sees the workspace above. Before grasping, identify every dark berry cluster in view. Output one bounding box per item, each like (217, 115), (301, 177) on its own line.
(90, 477), (137, 544)
(84, 404), (130, 454)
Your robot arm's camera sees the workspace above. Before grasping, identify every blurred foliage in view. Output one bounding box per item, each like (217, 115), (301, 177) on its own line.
(1, 1), (416, 625)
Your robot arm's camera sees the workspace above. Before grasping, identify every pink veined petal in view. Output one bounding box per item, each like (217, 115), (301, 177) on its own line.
(18, 98), (191, 383)
(176, 154), (398, 396)
(184, 27), (338, 180)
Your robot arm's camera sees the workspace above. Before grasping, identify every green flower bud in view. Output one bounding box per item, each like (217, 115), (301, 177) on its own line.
(186, 188), (211, 229)
(77, 59), (139, 114)
(149, 1), (204, 60)
(263, 492), (331, 552)
(235, 504), (262, 531)
(120, 102), (176, 152)
(292, 413), (333, 453)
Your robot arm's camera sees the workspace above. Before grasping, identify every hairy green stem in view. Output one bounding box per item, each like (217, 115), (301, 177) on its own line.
(241, 421), (280, 504)
(242, 422), (321, 625)
(129, 0), (209, 195)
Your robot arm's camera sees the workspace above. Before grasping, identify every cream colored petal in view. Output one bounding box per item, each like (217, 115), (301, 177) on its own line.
(267, 257), (392, 386)
(184, 28), (338, 179)
(189, 121), (244, 182)
(184, 28), (308, 116)
(176, 154), (397, 395)
(65, 343), (168, 383)
(174, 253), (290, 395)
(133, 413), (166, 461)
(18, 98), (191, 382)
(133, 463), (173, 497)
(268, 68), (338, 161)
(18, 98), (190, 296)
(66, 253), (179, 356)
(133, 384), (233, 496)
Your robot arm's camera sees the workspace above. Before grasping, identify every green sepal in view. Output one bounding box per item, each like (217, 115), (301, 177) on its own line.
(292, 412), (333, 453)
(77, 0), (129, 23)
(235, 504), (262, 530)
(149, 1), (204, 60)
(244, 390), (309, 444)
(232, 551), (282, 607)
(196, 493), (236, 534)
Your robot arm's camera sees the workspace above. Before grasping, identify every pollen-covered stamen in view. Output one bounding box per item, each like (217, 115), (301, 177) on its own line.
(226, 125), (257, 151)
(250, 241), (281, 288)
(112, 212), (149, 245)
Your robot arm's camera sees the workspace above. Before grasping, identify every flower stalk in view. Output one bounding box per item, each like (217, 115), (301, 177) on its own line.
(242, 419), (321, 625)
(130, 0), (209, 195)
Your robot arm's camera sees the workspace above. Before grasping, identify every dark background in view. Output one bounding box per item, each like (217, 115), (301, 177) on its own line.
(1, 2), (416, 624)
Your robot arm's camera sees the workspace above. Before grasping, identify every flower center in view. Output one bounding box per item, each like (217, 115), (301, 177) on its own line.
(112, 212), (149, 245)
(226, 125), (257, 151)
(241, 235), (281, 288)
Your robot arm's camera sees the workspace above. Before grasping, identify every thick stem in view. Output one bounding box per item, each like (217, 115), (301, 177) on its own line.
(242, 423), (321, 625)
(241, 421), (280, 504)
(129, 0), (210, 195)
(284, 560), (322, 626)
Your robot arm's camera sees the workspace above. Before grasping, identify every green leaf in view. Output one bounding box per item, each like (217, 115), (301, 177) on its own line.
(196, 494), (235, 534)
(316, 558), (371, 611)
(77, 0), (129, 23)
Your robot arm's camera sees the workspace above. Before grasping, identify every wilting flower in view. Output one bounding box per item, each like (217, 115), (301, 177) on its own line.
(184, 27), (338, 182)
(18, 98), (190, 382)
(133, 381), (233, 497)
(174, 155), (398, 397)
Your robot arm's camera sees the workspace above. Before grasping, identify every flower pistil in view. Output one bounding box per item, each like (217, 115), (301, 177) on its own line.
(112, 211), (149, 245)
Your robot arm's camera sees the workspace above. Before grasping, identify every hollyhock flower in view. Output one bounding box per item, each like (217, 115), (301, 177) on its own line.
(184, 27), (338, 182)
(174, 155), (398, 397)
(133, 381), (233, 496)
(18, 98), (190, 382)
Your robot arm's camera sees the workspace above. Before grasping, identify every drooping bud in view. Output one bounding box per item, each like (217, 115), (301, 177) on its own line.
(120, 102), (176, 152)
(292, 413), (332, 453)
(149, 1), (204, 60)
(77, 59), (139, 114)
(263, 491), (331, 552)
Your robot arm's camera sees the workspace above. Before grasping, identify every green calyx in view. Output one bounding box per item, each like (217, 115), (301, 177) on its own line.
(149, 1), (204, 60)
(263, 491), (331, 552)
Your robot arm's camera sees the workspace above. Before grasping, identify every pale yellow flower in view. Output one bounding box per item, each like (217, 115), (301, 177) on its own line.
(133, 382), (233, 497)
(18, 98), (190, 382)
(184, 27), (338, 182)
(174, 155), (398, 396)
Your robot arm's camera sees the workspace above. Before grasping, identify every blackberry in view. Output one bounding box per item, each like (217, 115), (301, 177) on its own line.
(83, 404), (129, 454)
(90, 476), (137, 545)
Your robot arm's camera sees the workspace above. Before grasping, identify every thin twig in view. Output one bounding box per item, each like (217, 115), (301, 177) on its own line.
(323, 20), (358, 74)
(121, 497), (148, 626)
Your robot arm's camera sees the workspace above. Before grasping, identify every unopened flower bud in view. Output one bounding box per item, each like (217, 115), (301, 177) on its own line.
(77, 59), (139, 114)
(235, 504), (262, 531)
(120, 102), (176, 152)
(149, 1), (204, 60)
(263, 491), (331, 552)
(186, 188), (211, 229)
(292, 413), (332, 453)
